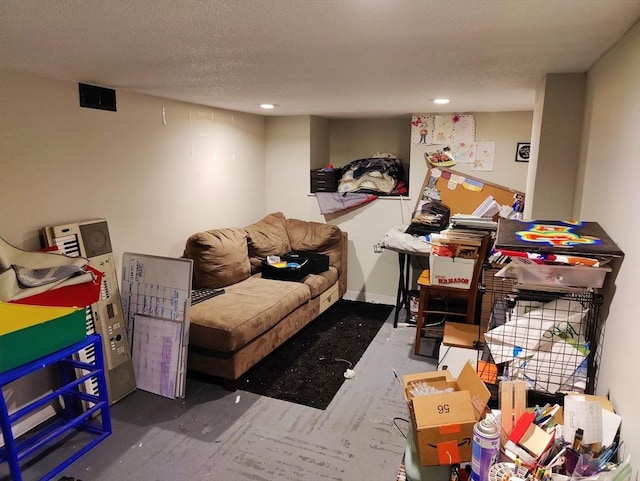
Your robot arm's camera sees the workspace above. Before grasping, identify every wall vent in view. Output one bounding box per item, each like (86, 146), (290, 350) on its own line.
(79, 83), (117, 111)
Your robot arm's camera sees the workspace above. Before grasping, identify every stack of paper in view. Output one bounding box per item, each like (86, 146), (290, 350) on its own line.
(450, 214), (498, 231)
(472, 195), (501, 218)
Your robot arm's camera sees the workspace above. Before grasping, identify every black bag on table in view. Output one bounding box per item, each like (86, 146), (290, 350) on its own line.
(405, 199), (450, 236)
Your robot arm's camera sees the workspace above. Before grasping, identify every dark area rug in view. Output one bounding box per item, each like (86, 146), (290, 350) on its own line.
(239, 299), (393, 410)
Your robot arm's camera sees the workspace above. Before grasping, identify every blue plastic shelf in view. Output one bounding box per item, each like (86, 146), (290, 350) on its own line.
(0, 334), (111, 481)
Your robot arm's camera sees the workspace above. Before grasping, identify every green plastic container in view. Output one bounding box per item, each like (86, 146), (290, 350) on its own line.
(0, 302), (86, 373)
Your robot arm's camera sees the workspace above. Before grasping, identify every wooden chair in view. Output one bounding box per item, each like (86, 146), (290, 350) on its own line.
(414, 235), (491, 357)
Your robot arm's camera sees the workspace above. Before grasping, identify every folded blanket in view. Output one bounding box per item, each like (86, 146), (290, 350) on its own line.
(12, 264), (87, 287)
(0, 236), (90, 302)
(380, 225), (431, 254)
(315, 192), (377, 214)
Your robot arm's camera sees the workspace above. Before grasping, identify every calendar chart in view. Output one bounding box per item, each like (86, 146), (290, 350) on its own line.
(121, 253), (193, 398)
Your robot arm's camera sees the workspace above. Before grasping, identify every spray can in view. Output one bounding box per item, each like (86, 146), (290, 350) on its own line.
(471, 418), (500, 481)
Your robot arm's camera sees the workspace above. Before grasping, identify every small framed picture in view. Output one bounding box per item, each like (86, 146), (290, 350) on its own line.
(515, 142), (531, 162)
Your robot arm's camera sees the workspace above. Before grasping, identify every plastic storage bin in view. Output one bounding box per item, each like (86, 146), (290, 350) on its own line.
(514, 259), (610, 288)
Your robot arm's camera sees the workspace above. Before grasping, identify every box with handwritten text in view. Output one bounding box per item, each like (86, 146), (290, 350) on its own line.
(402, 362), (491, 466)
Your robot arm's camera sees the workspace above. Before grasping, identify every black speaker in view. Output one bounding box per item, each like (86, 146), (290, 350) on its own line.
(79, 83), (117, 112)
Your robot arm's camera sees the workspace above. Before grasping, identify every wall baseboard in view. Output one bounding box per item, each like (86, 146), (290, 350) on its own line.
(343, 290), (396, 307)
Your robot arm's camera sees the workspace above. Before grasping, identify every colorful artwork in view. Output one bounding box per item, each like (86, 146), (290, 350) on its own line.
(452, 114), (475, 143)
(462, 178), (484, 192)
(434, 114), (455, 144)
(515, 222), (602, 248)
(411, 114), (475, 147)
(411, 115), (434, 145)
(451, 141), (476, 164)
(495, 220), (623, 256)
(473, 141), (495, 171)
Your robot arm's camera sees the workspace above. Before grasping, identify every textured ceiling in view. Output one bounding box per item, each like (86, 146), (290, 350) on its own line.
(1, 0), (639, 118)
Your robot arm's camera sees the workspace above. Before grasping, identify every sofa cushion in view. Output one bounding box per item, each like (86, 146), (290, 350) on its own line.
(301, 267), (339, 298)
(185, 227), (251, 289)
(245, 212), (292, 274)
(286, 218), (344, 273)
(189, 276), (311, 352)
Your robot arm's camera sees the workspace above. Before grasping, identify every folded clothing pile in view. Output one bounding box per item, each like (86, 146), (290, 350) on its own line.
(337, 154), (406, 195)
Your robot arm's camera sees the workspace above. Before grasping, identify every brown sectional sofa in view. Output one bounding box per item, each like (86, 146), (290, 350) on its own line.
(183, 212), (348, 388)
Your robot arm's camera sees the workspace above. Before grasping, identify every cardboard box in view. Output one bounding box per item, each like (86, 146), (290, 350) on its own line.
(0, 302), (86, 373)
(443, 321), (484, 348)
(504, 421), (554, 466)
(438, 345), (478, 378)
(403, 362), (491, 466)
(429, 255), (475, 289)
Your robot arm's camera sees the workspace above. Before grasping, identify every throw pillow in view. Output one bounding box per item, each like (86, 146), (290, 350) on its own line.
(244, 212), (291, 274)
(185, 228), (250, 288)
(286, 218), (344, 271)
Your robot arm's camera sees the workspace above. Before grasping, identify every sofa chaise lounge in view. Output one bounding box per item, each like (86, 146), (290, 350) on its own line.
(183, 212), (348, 388)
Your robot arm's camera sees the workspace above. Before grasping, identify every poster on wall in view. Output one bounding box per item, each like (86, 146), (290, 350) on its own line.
(411, 114), (475, 148)
(473, 141), (495, 171)
(450, 142), (476, 164)
(515, 142), (531, 162)
(411, 115), (435, 145)
(452, 115), (475, 143)
(434, 115), (456, 144)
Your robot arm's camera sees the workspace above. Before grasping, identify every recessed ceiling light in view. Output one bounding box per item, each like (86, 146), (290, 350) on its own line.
(260, 103), (276, 109)
(433, 98), (450, 104)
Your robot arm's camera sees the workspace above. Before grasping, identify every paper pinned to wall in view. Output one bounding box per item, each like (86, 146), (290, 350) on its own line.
(411, 115), (435, 145)
(453, 115), (475, 143)
(434, 115), (456, 144)
(451, 142), (476, 164)
(411, 114), (476, 152)
(473, 141), (495, 171)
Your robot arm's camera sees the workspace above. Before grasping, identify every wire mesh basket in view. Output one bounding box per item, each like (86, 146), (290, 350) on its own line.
(479, 265), (603, 398)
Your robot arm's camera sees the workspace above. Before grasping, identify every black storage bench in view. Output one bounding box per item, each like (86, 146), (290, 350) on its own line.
(284, 252), (329, 274)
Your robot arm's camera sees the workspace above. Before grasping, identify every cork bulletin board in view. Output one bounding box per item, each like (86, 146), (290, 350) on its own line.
(418, 165), (525, 216)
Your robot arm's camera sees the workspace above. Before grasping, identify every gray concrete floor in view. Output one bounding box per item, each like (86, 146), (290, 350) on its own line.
(3, 310), (438, 481)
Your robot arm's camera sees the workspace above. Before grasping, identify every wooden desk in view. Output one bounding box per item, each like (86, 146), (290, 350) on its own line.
(386, 248), (430, 328)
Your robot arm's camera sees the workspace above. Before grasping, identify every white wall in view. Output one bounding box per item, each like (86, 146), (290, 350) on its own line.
(328, 118), (411, 170)
(0, 69), (266, 259)
(577, 21), (639, 463)
(528, 74), (586, 219)
(264, 115), (321, 223)
(310, 116), (330, 171)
